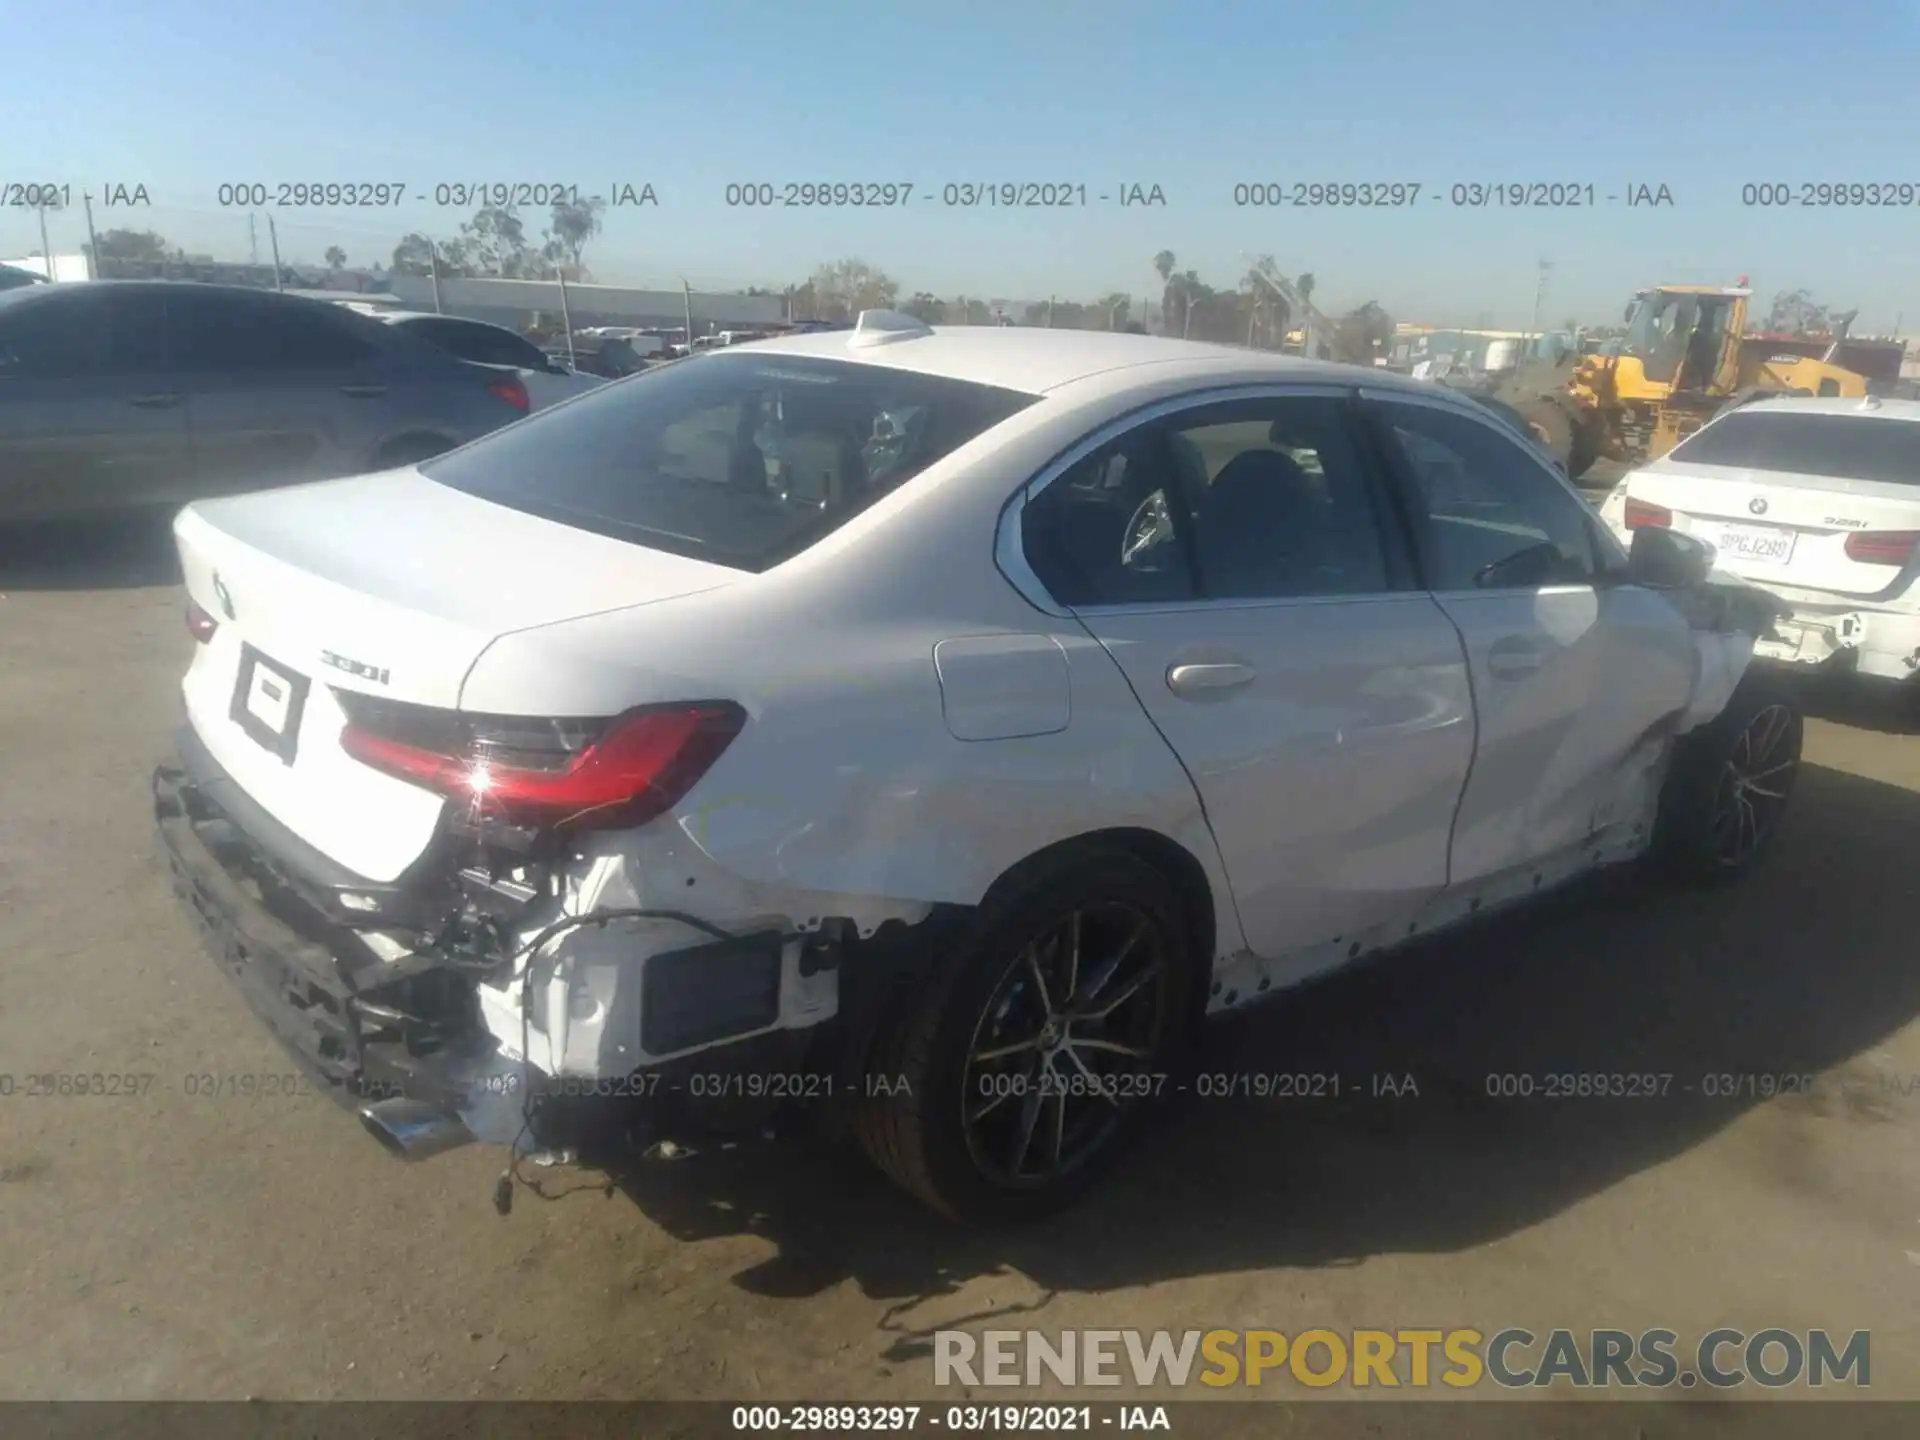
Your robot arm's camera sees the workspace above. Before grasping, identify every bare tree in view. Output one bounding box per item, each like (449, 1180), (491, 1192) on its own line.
(543, 197), (607, 280)
(808, 258), (900, 320)
(1332, 301), (1394, 365)
(1763, 289), (1832, 334)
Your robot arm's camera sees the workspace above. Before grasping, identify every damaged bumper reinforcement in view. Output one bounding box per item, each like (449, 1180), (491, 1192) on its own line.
(152, 726), (893, 1165)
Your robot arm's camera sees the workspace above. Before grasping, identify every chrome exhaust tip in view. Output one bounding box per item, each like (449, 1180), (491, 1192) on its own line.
(358, 1097), (476, 1162)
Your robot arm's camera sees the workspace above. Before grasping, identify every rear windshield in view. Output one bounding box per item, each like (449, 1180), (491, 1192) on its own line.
(1670, 409), (1920, 485)
(422, 352), (1038, 570)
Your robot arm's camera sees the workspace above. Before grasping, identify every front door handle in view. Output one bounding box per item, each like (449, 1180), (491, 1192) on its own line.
(1486, 640), (1545, 679)
(340, 384), (388, 399)
(129, 392), (183, 409)
(1167, 661), (1256, 696)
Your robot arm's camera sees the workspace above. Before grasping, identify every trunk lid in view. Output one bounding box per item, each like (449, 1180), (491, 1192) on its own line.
(174, 466), (743, 881)
(1627, 458), (1920, 599)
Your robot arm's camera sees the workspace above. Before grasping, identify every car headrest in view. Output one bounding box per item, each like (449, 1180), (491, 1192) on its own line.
(1208, 448), (1313, 509)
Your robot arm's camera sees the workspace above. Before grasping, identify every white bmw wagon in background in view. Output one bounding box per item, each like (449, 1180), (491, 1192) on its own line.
(155, 312), (1799, 1224)
(1600, 394), (1920, 693)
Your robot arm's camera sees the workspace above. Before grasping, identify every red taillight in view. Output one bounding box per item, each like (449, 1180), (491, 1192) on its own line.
(339, 702), (746, 833)
(1623, 497), (1672, 529)
(1844, 530), (1920, 566)
(185, 598), (218, 643)
(487, 374), (530, 414)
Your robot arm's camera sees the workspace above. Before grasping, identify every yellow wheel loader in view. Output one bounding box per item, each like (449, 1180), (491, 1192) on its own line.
(1502, 284), (1871, 479)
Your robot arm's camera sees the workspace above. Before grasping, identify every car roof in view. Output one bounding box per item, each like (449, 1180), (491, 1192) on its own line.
(1719, 394), (1920, 424)
(0, 279), (378, 320)
(733, 318), (1426, 398)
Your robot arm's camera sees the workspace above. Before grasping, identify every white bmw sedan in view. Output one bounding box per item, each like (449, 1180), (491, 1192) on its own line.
(154, 312), (1800, 1223)
(1598, 395), (1920, 692)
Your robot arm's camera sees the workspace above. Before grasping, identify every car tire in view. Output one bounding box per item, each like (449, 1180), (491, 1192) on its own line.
(852, 845), (1198, 1225)
(1651, 669), (1802, 884)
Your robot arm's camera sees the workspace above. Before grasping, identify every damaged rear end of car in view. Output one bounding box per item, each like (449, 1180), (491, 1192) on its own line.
(153, 345), (1046, 1180)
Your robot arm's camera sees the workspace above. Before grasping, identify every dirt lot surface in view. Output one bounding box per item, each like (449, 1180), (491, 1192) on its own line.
(2, 515), (1917, 1405)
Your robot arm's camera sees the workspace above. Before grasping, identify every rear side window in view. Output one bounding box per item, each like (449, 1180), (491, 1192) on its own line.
(169, 292), (383, 372)
(405, 318), (547, 370)
(1021, 395), (1396, 606)
(1670, 409), (1920, 485)
(422, 353), (1038, 571)
(0, 289), (169, 378)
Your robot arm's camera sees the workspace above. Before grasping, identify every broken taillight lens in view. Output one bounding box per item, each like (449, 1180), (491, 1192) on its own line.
(185, 598), (218, 643)
(337, 697), (746, 833)
(1623, 497), (1672, 529)
(1844, 530), (1920, 566)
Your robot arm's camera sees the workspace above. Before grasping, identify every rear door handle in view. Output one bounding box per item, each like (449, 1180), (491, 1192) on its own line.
(129, 393), (183, 409)
(340, 384), (388, 399)
(1167, 661), (1256, 696)
(1486, 639), (1545, 679)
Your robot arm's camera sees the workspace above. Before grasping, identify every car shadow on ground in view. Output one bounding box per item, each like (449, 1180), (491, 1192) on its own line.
(1788, 669), (1920, 737)
(0, 513), (183, 592)
(592, 761), (1919, 1346)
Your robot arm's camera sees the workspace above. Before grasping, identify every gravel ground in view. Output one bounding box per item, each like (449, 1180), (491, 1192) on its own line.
(1, 514), (1916, 1404)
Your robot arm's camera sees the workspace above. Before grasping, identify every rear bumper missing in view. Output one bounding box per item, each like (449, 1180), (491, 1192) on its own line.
(152, 751), (525, 1148)
(1745, 599), (1920, 681)
(152, 731), (883, 1159)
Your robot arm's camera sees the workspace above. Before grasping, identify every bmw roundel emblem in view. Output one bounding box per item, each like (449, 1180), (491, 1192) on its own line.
(1749, 497), (1768, 516)
(212, 572), (236, 621)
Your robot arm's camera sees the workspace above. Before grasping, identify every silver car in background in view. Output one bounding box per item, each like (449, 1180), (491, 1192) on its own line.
(0, 281), (529, 525)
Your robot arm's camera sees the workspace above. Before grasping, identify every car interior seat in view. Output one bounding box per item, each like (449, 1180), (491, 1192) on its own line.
(1196, 448), (1328, 597)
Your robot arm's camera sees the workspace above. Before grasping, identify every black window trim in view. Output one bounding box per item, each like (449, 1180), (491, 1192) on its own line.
(1354, 387), (1624, 596)
(998, 382), (1425, 617)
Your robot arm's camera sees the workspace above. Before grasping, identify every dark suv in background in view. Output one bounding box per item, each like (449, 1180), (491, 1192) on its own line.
(0, 281), (530, 524)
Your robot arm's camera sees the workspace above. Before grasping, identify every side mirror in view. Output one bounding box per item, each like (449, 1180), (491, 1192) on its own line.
(1628, 527), (1715, 588)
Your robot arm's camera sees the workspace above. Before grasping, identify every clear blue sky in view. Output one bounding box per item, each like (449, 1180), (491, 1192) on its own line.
(8, 0), (1920, 328)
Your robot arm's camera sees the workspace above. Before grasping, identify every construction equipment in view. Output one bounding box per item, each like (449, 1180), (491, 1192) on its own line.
(1244, 260), (1332, 359)
(1499, 282), (1873, 478)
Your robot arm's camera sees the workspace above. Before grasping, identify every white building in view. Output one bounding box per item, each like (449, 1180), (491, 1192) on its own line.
(2, 253), (91, 282)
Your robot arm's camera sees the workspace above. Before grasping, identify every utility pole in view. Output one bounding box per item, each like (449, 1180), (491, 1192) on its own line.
(249, 214), (260, 268)
(1527, 259), (1552, 355)
(82, 193), (101, 279)
(556, 269), (577, 368)
(427, 240), (444, 314)
(267, 216), (285, 291)
(680, 277), (694, 348)
(35, 199), (55, 281)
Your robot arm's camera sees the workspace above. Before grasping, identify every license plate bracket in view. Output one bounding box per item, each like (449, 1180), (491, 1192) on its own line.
(229, 644), (310, 766)
(1708, 520), (1796, 566)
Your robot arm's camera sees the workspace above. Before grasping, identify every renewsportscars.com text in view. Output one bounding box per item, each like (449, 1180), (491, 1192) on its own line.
(934, 1327), (1871, 1390)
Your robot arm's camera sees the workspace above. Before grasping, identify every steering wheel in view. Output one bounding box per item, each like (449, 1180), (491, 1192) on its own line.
(1121, 491), (1174, 567)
